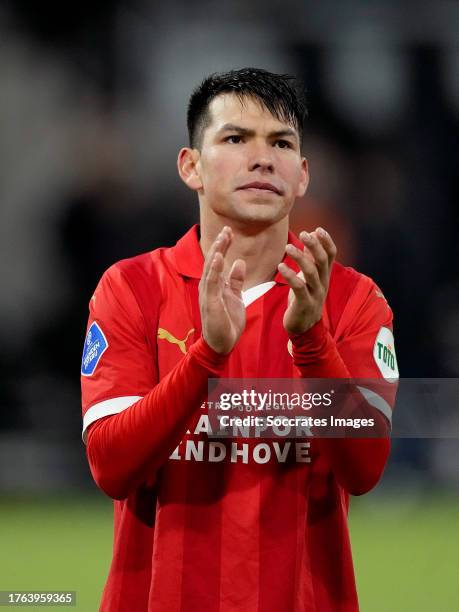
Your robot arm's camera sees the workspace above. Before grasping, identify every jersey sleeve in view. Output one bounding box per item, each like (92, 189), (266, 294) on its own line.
(81, 264), (157, 440)
(290, 272), (398, 495)
(335, 275), (398, 376)
(334, 274), (399, 424)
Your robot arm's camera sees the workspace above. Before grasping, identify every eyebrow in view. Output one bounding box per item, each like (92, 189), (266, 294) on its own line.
(217, 123), (299, 143)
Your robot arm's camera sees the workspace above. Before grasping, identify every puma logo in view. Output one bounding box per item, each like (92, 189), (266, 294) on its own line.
(158, 327), (195, 354)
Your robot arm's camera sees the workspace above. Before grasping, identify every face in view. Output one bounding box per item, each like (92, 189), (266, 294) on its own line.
(178, 93), (309, 228)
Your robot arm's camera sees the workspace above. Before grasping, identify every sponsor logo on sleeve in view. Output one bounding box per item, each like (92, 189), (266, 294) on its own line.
(81, 322), (108, 376)
(374, 326), (399, 381)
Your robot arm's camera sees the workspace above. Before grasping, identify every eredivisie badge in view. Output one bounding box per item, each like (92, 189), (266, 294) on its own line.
(81, 321), (108, 376)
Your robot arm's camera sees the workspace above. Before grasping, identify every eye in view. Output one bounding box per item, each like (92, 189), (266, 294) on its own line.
(225, 135), (243, 144)
(275, 139), (292, 149)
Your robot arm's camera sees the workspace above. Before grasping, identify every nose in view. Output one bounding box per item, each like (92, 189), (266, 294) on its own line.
(248, 142), (275, 173)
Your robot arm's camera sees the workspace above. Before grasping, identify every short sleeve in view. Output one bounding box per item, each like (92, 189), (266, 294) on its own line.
(81, 264), (157, 440)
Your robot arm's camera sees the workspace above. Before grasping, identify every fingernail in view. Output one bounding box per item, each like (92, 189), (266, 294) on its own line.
(286, 244), (296, 255)
(317, 227), (327, 237)
(300, 231), (312, 243)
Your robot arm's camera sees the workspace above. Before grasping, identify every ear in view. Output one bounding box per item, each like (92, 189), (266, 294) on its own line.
(177, 147), (203, 191)
(296, 157), (310, 198)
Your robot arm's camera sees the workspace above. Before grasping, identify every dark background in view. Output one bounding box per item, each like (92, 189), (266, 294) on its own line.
(1, 0), (458, 493)
(0, 2), (458, 609)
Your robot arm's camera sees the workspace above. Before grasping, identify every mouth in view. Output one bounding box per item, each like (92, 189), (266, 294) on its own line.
(237, 182), (283, 195)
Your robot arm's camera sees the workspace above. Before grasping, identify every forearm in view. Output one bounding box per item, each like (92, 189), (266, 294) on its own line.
(291, 320), (390, 495)
(86, 337), (228, 500)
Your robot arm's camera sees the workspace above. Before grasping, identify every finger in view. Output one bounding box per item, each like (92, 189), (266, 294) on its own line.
(202, 233), (223, 281)
(278, 262), (311, 302)
(218, 226), (233, 260)
(205, 251), (225, 300)
(299, 231), (329, 286)
(227, 258), (246, 294)
(312, 227), (337, 268)
(202, 226), (232, 281)
(285, 244), (321, 292)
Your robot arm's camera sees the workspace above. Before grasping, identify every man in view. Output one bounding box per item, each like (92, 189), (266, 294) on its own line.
(81, 68), (398, 611)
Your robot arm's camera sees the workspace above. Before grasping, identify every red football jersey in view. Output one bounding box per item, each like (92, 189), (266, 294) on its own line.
(81, 225), (397, 612)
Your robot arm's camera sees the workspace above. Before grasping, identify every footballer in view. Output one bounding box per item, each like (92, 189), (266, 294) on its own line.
(81, 68), (398, 611)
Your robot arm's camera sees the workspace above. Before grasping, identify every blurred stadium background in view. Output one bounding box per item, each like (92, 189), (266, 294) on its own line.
(0, 0), (458, 610)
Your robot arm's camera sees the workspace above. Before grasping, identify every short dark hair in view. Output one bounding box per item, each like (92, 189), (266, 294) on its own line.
(187, 67), (307, 150)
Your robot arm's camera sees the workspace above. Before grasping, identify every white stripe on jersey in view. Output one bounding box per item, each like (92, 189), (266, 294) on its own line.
(82, 396), (143, 443)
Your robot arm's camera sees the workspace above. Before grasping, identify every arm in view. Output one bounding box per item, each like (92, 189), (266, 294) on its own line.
(86, 338), (228, 499)
(290, 318), (392, 495)
(278, 229), (396, 495)
(84, 227), (246, 500)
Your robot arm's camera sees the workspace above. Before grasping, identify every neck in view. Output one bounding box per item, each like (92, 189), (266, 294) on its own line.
(199, 209), (289, 290)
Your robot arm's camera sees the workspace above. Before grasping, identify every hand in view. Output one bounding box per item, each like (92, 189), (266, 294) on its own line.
(278, 227), (337, 335)
(199, 226), (246, 354)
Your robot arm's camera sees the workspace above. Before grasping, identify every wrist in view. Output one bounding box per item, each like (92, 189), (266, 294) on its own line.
(289, 318), (327, 347)
(201, 333), (233, 356)
(188, 336), (231, 373)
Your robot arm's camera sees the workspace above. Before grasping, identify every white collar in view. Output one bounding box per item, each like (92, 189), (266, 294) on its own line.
(241, 281), (276, 307)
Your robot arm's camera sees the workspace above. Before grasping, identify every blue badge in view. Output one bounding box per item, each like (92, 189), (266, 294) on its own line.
(81, 322), (108, 376)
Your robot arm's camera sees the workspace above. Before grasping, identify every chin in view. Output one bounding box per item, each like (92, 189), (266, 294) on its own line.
(232, 203), (289, 227)
(208, 194), (292, 226)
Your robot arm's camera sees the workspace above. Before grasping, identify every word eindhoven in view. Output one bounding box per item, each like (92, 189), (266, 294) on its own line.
(168, 413), (375, 465)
